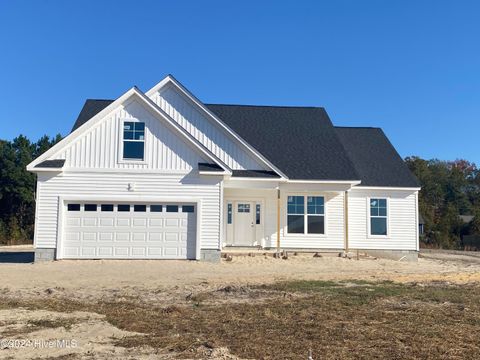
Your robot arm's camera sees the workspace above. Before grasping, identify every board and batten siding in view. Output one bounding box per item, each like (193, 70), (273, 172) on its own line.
(151, 84), (267, 171)
(53, 98), (208, 171)
(34, 172), (222, 250)
(348, 188), (418, 250)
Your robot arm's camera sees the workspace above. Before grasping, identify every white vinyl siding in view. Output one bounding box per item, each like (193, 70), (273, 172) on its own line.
(151, 84), (268, 170)
(348, 189), (417, 250)
(53, 99), (207, 170)
(34, 172), (221, 251)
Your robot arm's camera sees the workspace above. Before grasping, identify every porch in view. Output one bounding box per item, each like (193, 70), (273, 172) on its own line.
(221, 178), (356, 251)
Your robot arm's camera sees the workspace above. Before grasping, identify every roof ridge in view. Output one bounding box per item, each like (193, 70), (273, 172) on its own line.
(85, 99), (115, 102)
(206, 103), (325, 110)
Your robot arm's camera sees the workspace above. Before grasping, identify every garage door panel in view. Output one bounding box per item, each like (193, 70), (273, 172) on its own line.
(100, 232), (114, 241)
(114, 247), (129, 256)
(65, 232), (80, 241)
(148, 233), (162, 241)
(98, 247), (113, 256)
(149, 219), (163, 226)
(82, 232), (97, 241)
(132, 233), (147, 241)
(100, 218), (114, 227)
(115, 232), (130, 241)
(116, 218), (130, 227)
(80, 247), (96, 257)
(82, 218), (97, 227)
(133, 218), (147, 227)
(67, 218), (81, 226)
(63, 202), (197, 259)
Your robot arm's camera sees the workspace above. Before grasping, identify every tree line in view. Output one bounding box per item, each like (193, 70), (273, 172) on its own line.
(0, 135), (479, 248)
(0, 135), (61, 244)
(405, 157), (480, 248)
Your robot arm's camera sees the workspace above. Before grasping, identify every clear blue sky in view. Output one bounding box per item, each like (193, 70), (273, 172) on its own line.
(1, 0), (479, 163)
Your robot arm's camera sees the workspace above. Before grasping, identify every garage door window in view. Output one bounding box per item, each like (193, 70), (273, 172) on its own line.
(118, 204), (130, 212)
(182, 205), (194, 213)
(101, 204), (114, 212)
(150, 205), (163, 212)
(68, 204), (80, 211)
(134, 205), (147, 212)
(84, 204), (97, 212)
(167, 205), (179, 212)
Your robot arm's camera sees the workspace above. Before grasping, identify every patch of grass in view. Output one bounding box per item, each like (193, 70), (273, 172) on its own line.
(1, 281), (480, 359)
(27, 318), (77, 331)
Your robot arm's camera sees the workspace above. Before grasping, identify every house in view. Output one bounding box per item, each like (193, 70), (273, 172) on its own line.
(27, 75), (421, 262)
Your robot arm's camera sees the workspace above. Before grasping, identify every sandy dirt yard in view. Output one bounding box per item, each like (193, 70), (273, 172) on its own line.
(0, 251), (479, 359)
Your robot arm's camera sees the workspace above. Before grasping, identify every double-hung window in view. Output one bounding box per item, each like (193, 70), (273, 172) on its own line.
(123, 121), (145, 160)
(287, 195), (325, 234)
(370, 198), (388, 236)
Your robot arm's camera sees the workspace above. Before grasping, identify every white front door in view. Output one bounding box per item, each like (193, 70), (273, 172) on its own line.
(234, 202), (255, 246)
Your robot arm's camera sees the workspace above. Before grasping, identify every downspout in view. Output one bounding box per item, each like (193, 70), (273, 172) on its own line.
(344, 190), (349, 254)
(277, 188), (281, 252)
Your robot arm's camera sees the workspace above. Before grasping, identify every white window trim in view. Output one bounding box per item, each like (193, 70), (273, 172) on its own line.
(118, 118), (148, 165)
(367, 197), (390, 239)
(285, 194), (327, 237)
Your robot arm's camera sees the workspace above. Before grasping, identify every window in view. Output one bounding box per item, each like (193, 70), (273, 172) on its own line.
(307, 196), (324, 234)
(166, 205), (178, 212)
(150, 205), (163, 212)
(227, 203), (232, 224)
(134, 204), (146, 212)
(238, 204), (250, 213)
(182, 205), (195, 213)
(370, 198), (387, 236)
(101, 204), (114, 212)
(287, 195), (325, 234)
(123, 121), (145, 160)
(287, 196), (304, 234)
(67, 204), (80, 211)
(118, 204), (130, 212)
(256, 204), (261, 225)
(84, 204), (97, 212)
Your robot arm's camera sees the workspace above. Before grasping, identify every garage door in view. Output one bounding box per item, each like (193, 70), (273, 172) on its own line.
(62, 202), (197, 259)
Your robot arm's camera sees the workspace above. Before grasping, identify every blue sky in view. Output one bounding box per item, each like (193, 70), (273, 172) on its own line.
(1, 0), (479, 163)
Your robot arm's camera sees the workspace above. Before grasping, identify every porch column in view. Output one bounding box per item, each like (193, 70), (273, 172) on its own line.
(277, 188), (281, 251)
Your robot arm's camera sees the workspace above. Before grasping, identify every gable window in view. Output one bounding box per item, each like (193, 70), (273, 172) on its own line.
(370, 198), (388, 236)
(123, 121), (145, 160)
(287, 195), (325, 235)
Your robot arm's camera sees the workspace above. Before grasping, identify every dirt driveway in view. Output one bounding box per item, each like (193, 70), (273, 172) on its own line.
(0, 250), (479, 359)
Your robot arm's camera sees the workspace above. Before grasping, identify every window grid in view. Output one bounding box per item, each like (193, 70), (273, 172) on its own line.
(370, 198), (388, 236)
(287, 195), (325, 235)
(256, 204), (261, 225)
(123, 121), (145, 160)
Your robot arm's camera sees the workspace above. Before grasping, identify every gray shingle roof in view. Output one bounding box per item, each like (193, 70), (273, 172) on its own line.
(232, 170), (280, 178)
(72, 99), (114, 132)
(334, 127), (420, 187)
(70, 99), (418, 187)
(35, 159), (65, 168)
(206, 104), (359, 181)
(198, 163), (223, 172)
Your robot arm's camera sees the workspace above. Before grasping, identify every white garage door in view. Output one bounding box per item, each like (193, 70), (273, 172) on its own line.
(62, 202), (197, 259)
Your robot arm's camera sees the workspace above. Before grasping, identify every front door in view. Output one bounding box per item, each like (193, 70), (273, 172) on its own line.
(234, 202), (255, 246)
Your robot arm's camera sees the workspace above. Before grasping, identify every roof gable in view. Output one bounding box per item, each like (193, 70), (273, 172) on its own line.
(27, 88), (230, 173)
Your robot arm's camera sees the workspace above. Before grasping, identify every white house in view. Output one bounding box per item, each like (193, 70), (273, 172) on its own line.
(27, 75), (420, 262)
